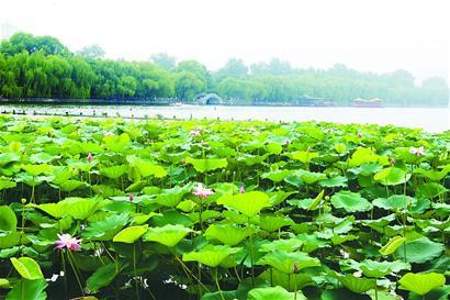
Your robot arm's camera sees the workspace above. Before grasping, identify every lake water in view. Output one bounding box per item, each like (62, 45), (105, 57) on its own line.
(1, 104), (448, 133)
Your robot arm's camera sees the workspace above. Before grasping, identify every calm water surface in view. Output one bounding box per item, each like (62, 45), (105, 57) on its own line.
(1, 104), (448, 133)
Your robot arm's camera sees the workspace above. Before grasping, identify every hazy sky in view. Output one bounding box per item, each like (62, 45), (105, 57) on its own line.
(1, 0), (448, 82)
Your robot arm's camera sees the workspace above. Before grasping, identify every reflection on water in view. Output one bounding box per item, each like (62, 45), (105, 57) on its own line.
(1, 104), (448, 132)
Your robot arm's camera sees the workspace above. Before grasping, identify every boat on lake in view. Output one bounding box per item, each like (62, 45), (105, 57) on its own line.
(352, 97), (383, 108)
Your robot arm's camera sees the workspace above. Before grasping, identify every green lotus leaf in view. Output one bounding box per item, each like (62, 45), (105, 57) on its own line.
(358, 260), (411, 278)
(296, 233), (329, 253)
(10, 257), (44, 280)
(259, 268), (314, 291)
(257, 250), (320, 274)
(127, 155), (167, 178)
(379, 236), (406, 256)
(415, 182), (447, 200)
(336, 274), (376, 293)
(204, 224), (252, 246)
(143, 224), (192, 247)
(268, 191), (296, 206)
(261, 169), (293, 182)
(374, 167), (411, 186)
(399, 272), (445, 295)
(307, 190), (325, 211)
(0, 152), (20, 167)
(0, 206), (17, 232)
(331, 234), (358, 245)
(21, 164), (54, 176)
(291, 169), (327, 184)
(132, 212), (160, 225)
(373, 195), (416, 211)
(56, 179), (87, 192)
(0, 178), (16, 191)
(83, 213), (129, 241)
(414, 165), (450, 181)
(113, 225), (148, 243)
(177, 200), (198, 212)
(58, 197), (100, 220)
(103, 133), (130, 153)
(32, 203), (64, 219)
(29, 152), (57, 164)
(100, 165), (128, 179)
(237, 153), (269, 166)
(248, 286), (306, 300)
(331, 191), (372, 212)
(349, 163), (383, 176)
(258, 215), (294, 232)
(266, 143), (283, 155)
(217, 191), (271, 217)
(395, 237), (444, 263)
(287, 198), (314, 210)
(185, 157), (228, 173)
(0, 278), (10, 288)
(319, 176), (348, 188)
(182, 245), (241, 267)
(334, 143), (347, 154)
(5, 279), (47, 300)
(86, 263), (121, 293)
(259, 239), (303, 253)
(290, 151), (319, 164)
(348, 147), (381, 167)
(0, 232), (25, 249)
(155, 185), (191, 207)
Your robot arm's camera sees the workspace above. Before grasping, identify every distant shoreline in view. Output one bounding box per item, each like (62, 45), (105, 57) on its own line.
(0, 98), (447, 108)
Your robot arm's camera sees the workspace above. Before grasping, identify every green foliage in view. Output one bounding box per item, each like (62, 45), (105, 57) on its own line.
(330, 191), (372, 212)
(0, 117), (447, 299)
(113, 225), (148, 243)
(0, 32), (448, 105)
(10, 257), (44, 280)
(217, 191), (271, 217)
(143, 224), (192, 247)
(0, 205), (17, 232)
(399, 272), (445, 296)
(6, 279), (47, 300)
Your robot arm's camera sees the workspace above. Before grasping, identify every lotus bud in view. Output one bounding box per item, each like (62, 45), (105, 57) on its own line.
(389, 157), (396, 165)
(87, 152), (94, 162)
(239, 185), (245, 194)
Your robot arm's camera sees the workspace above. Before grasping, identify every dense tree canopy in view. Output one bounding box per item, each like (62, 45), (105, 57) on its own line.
(0, 32), (448, 106)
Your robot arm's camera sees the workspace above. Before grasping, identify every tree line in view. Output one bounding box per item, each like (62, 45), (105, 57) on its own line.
(0, 32), (448, 106)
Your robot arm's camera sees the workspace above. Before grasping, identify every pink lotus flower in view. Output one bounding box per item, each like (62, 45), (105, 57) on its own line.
(190, 129), (201, 137)
(409, 146), (425, 157)
(87, 152), (94, 162)
(192, 184), (214, 199)
(239, 186), (245, 193)
(55, 233), (82, 251)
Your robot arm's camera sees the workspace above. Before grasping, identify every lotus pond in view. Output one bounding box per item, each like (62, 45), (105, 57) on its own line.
(0, 115), (448, 300)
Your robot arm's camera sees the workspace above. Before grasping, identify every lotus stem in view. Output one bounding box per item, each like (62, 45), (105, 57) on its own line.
(133, 244), (140, 300)
(293, 272), (298, 300)
(67, 251), (85, 296)
(61, 251), (68, 297)
(174, 256), (210, 292)
(248, 218), (255, 287)
(214, 268), (225, 300)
